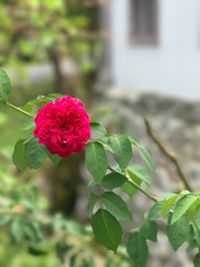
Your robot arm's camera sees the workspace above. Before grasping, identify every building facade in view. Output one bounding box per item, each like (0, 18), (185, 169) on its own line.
(109, 0), (200, 100)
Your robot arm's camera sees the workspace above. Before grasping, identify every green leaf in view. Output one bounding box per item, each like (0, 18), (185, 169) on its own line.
(127, 232), (148, 267)
(0, 215), (11, 226)
(88, 192), (98, 218)
(91, 209), (122, 252)
(95, 138), (113, 153)
(187, 228), (197, 252)
(90, 121), (107, 137)
(161, 192), (190, 217)
(192, 222), (200, 249)
(47, 151), (61, 166)
(148, 202), (162, 221)
(167, 214), (190, 251)
(65, 220), (82, 236)
(56, 242), (72, 263)
(161, 194), (183, 216)
(141, 221), (157, 242)
(25, 136), (47, 169)
(137, 145), (155, 171)
(100, 192), (132, 220)
(87, 178), (97, 188)
(101, 172), (127, 190)
(171, 194), (199, 224)
(85, 142), (108, 183)
(122, 180), (141, 197)
(194, 254), (200, 267)
(23, 222), (43, 243)
(109, 135), (132, 170)
(194, 206), (200, 227)
(127, 164), (151, 185)
(28, 246), (48, 256)
(11, 220), (24, 242)
(187, 198), (200, 218)
(22, 120), (35, 133)
(130, 137), (155, 171)
(0, 68), (12, 101)
(12, 139), (28, 172)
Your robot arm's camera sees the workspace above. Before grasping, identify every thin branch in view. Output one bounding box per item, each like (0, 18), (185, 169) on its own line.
(6, 102), (33, 118)
(108, 166), (158, 202)
(144, 117), (192, 191)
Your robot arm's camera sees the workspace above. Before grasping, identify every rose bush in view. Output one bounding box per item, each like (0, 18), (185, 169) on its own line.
(1, 68), (200, 267)
(33, 96), (90, 158)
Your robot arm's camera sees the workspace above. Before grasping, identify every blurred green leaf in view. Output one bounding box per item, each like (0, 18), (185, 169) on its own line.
(161, 193), (188, 216)
(141, 220), (157, 242)
(127, 164), (151, 185)
(56, 242), (72, 263)
(28, 245), (48, 256)
(194, 254), (200, 267)
(0, 68), (11, 101)
(0, 112), (7, 126)
(167, 214), (190, 251)
(90, 121), (107, 137)
(91, 209), (122, 252)
(109, 135), (132, 170)
(12, 139), (27, 172)
(122, 179), (141, 198)
(88, 192), (98, 218)
(101, 172), (127, 190)
(130, 137), (155, 171)
(85, 142), (108, 183)
(127, 232), (148, 267)
(25, 136), (47, 169)
(47, 151), (61, 166)
(0, 214), (11, 226)
(171, 194), (199, 224)
(148, 202), (162, 221)
(100, 191), (132, 220)
(11, 220), (24, 242)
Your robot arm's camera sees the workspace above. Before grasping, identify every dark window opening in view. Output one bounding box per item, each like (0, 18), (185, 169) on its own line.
(129, 0), (158, 45)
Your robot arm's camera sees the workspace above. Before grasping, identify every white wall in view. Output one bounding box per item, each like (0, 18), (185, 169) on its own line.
(110, 0), (200, 100)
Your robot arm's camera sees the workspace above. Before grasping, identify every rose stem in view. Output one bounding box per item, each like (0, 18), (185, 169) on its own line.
(108, 166), (158, 202)
(6, 102), (33, 118)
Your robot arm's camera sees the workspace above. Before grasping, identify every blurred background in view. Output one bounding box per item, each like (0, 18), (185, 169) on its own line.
(0, 0), (200, 266)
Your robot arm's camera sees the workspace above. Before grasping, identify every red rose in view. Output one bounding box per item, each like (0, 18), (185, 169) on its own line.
(33, 96), (90, 158)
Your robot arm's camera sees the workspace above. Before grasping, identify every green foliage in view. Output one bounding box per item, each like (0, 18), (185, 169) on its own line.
(194, 254), (200, 267)
(91, 209), (122, 252)
(140, 220), (157, 242)
(127, 232), (148, 267)
(101, 172), (127, 190)
(167, 214), (191, 251)
(121, 180), (140, 197)
(127, 164), (151, 185)
(148, 202), (162, 221)
(90, 121), (107, 138)
(12, 139), (27, 172)
(88, 192), (98, 218)
(109, 135), (132, 170)
(47, 151), (62, 166)
(100, 191), (132, 221)
(161, 193), (185, 216)
(5, 68), (200, 266)
(24, 136), (47, 169)
(85, 141), (108, 183)
(129, 137), (155, 171)
(0, 68), (12, 101)
(171, 194), (199, 224)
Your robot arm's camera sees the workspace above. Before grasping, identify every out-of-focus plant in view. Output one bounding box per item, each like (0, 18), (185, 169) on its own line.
(0, 0), (101, 94)
(2, 68), (200, 267)
(0, 164), (132, 267)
